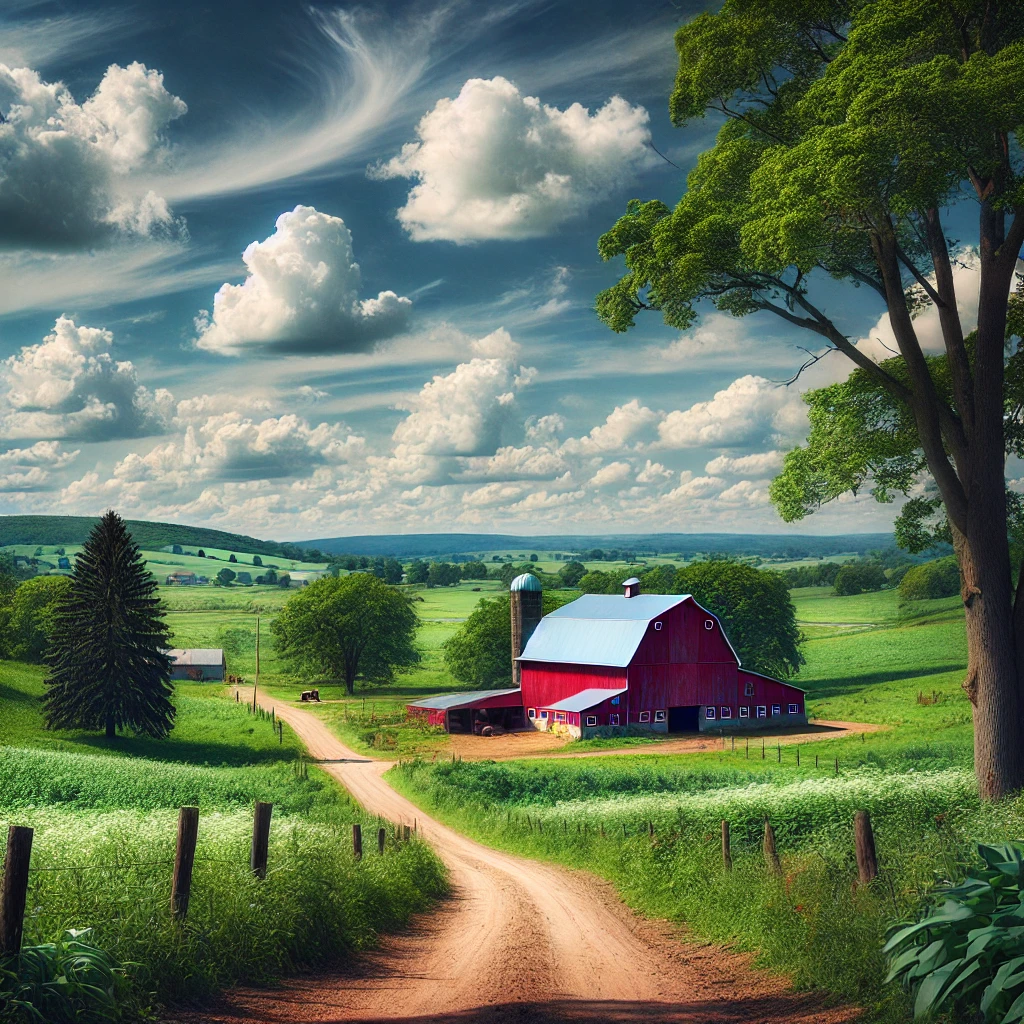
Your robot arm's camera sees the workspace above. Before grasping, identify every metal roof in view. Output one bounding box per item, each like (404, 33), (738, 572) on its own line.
(407, 688), (521, 711)
(516, 593), (688, 668)
(166, 648), (224, 666)
(511, 572), (542, 592)
(541, 688), (627, 713)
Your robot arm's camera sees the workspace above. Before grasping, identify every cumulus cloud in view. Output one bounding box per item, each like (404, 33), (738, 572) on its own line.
(195, 206), (411, 355)
(589, 461), (632, 488)
(0, 61), (186, 248)
(0, 441), (80, 493)
(658, 376), (806, 449)
(561, 399), (660, 454)
(455, 444), (569, 482)
(1, 316), (174, 440)
(705, 450), (786, 477)
(372, 76), (653, 242)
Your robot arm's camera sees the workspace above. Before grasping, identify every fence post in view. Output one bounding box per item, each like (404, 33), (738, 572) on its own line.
(171, 807), (199, 920)
(763, 818), (782, 876)
(403, 824), (411, 842)
(854, 810), (879, 884)
(353, 824), (362, 861)
(0, 825), (33, 956)
(378, 827), (386, 855)
(251, 801), (273, 879)
(721, 820), (732, 871)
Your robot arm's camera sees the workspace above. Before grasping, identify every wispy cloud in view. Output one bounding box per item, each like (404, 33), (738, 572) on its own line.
(0, 4), (140, 69)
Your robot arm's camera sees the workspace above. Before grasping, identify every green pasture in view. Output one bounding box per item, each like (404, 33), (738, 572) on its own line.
(0, 659), (446, 1013)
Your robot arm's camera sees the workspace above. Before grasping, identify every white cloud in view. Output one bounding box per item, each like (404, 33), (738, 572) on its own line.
(456, 444), (568, 482)
(1, 316), (174, 440)
(195, 206), (411, 356)
(717, 479), (772, 507)
(589, 461), (632, 488)
(0, 61), (185, 247)
(705, 450), (786, 477)
(372, 76), (653, 242)
(667, 471), (727, 501)
(562, 399), (660, 454)
(658, 376), (806, 449)
(636, 459), (672, 483)
(0, 441), (79, 493)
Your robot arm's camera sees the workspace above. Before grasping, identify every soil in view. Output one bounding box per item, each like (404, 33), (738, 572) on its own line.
(446, 719), (886, 762)
(167, 698), (861, 1024)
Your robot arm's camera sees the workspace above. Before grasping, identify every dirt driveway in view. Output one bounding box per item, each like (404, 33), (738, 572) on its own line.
(170, 696), (859, 1024)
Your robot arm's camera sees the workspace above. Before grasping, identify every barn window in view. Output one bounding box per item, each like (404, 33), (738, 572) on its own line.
(771, 704), (781, 716)
(654, 621), (663, 630)
(586, 715), (597, 726)
(540, 710), (549, 719)
(704, 619), (714, 630)
(756, 705), (767, 718)
(706, 706), (716, 719)
(788, 703), (800, 714)
(720, 706), (732, 719)
(611, 696), (620, 705)
(654, 710), (666, 722)
(609, 714), (620, 726)
(528, 708), (536, 720)
(739, 706), (749, 718)
(555, 712), (566, 723)
(639, 711), (650, 723)
(744, 681), (755, 697)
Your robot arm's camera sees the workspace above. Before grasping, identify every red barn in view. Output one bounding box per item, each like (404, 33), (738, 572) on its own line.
(517, 585), (805, 738)
(406, 689), (524, 733)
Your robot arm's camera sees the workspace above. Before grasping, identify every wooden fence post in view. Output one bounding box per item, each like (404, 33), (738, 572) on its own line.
(721, 820), (732, 871)
(854, 810), (878, 884)
(251, 802), (273, 879)
(353, 824), (363, 861)
(0, 825), (33, 956)
(378, 827), (386, 855)
(403, 824), (411, 842)
(763, 818), (782, 876)
(171, 807), (199, 920)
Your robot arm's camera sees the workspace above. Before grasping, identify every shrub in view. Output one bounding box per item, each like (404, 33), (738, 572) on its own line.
(885, 842), (1024, 1021)
(899, 556), (961, 602)
(833, 561), (887, 595)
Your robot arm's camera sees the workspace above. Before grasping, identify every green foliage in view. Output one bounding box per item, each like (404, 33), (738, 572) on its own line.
(675, 560), (804, 678)
(1, 928), (137, 1024)
(885, 843), (1024, 1022)
(228, 553), (237, 563)
(272, 573), (419, 694)
(426, 561), (460, 587)
(833, 561), (887, 596)
(406, 559), (429, 584)
(3, 576), (70, 662)
(459, 559), (488, 580)
(578, 570), (617, 594)
(781, 561), (844, 588)
(558, 561), (587, 587)
(899, 557), (961, 602)
(43, 512), (174, 740)
(442, 596), (511, 689)
(217, 567), (236, 585)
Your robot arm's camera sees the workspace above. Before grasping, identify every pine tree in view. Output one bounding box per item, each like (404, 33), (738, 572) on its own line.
(43, 510), (175, 739)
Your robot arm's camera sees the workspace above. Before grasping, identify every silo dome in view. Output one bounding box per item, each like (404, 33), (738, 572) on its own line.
(510, 572), (542, 592)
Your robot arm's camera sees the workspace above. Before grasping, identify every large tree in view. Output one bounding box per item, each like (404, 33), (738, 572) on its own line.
(675, 562), (804, 679)
(5, 575), (71, 662)
(597, 0), (1024, 798)
(43, 511), (175, 739)
(271, 573), (419, 695)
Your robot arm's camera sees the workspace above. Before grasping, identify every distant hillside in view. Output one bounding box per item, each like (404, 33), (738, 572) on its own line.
(0, 516), (316, 560)
(300, 532), (896, 559)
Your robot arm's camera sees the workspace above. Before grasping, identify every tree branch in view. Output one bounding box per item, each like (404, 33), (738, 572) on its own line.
(894, 242), (945, 308)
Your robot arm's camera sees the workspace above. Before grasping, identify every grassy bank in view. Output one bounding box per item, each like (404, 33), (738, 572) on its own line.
(0, 663), (447, 1018)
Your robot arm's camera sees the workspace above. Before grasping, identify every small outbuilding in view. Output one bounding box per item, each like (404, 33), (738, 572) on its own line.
(165, 570), (199, 586)
(406, 689), (524, 734)
(166, 648), (226, 681)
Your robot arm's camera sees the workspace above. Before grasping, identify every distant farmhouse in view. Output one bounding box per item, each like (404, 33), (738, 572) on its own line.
(166, 649), (226, 681)
(409, 574), (806, 739)
(165, 570), (199, 586)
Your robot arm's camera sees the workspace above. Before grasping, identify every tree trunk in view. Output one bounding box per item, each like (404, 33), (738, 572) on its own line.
(105, 714), (115, 739)
(345, 665), (356, 697)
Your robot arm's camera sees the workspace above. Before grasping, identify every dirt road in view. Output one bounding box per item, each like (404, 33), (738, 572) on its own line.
(176, 697), (858, 1024)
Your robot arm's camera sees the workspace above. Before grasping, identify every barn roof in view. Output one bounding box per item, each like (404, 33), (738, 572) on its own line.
(516, 594), (690, 668)
(542, 688), (627, 713)
(166, 648), (224, 666)
(407, 688), (520, 711)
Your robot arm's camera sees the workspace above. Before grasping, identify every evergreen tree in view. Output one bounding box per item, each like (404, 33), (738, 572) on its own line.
(43, 511), (175, 739)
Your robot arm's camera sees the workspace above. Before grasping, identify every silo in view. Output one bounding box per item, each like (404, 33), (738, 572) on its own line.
(510, 572), (543, 686)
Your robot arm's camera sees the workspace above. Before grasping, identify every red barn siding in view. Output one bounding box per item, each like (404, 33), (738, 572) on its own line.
(521, 663), (626, 712)
(626, 662), (739, 712)
(738, 670), (804, 709)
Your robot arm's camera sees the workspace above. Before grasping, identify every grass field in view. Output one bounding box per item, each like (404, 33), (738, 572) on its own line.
(0, 662), (446, 1017)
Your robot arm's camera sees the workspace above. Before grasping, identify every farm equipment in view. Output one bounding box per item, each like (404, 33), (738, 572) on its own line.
(300, 689), (321, 702)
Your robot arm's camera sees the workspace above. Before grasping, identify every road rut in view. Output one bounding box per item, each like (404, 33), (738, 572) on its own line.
(173, 697), (860, 1024)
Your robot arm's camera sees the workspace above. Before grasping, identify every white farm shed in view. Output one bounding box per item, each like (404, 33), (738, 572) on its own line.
(166, 648), (226, 681)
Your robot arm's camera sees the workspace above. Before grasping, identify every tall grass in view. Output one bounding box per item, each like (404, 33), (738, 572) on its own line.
(4, 805), (445, 1008)
(390, 757), (1021, 1022)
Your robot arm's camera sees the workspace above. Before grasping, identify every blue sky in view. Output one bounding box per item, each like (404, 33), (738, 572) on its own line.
(0, 0), (975, 540)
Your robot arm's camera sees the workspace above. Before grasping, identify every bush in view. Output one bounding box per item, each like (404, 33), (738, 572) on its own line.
(833, 561), (887, 595)
(898, 556), (961, 602)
